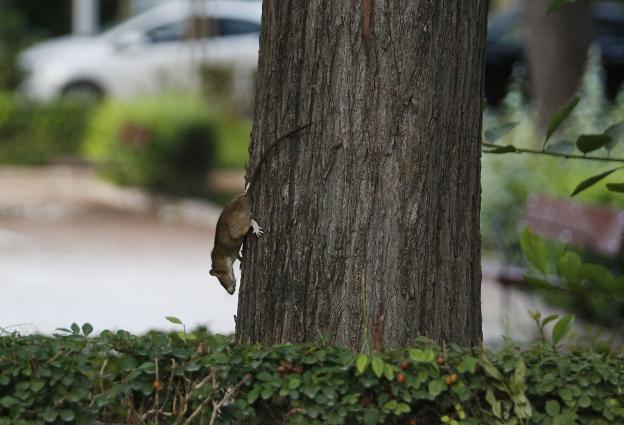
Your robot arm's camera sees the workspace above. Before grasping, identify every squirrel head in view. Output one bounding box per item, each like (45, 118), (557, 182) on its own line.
(210, 268), (236, 295)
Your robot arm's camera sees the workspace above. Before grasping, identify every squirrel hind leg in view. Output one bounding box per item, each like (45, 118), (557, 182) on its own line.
(251, 219), (263, 237)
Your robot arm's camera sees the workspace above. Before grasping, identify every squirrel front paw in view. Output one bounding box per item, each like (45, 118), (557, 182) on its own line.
(251, 219), (263, 237)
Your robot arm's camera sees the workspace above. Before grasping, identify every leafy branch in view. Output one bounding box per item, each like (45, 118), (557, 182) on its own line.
(482, 142), (624, 164)
(482, 96), (624, 196)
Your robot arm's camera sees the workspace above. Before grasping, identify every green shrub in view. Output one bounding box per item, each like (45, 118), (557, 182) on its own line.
(84, 96), (219, 196)
(215, 117), (252, 169)
(0, 93), (93, 164)
(0, 325), (622, 425)
(519, 226), (624, 329)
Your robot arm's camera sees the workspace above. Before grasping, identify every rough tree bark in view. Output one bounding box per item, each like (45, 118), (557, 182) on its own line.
(236, 0), (487, 349)
(525, 0), (592, 132)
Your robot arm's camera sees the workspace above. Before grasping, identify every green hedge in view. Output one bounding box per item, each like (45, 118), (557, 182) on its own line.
(0, 326), (622, 425)
(84, 96), (218, 197)
(0, 94), (92, 164)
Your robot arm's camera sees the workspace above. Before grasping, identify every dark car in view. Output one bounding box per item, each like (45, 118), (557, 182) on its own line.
(485, 1), (624, 106)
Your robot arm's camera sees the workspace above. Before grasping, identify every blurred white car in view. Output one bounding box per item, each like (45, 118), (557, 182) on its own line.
(18, 0), (262, 101)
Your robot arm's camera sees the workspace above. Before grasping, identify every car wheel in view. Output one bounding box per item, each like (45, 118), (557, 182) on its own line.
(62, 81), (104, 102)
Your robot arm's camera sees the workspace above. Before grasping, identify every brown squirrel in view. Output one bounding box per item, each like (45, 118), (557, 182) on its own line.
(209, 123), (311, 294)
(209, 193), (262, 294)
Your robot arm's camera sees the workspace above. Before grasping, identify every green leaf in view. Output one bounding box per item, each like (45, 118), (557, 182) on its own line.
(541, 314), (560, 328)
(460, 356), (478, 374)
(70, 322), (80, 334)
(356, 354), (369, 374)
(322, 386), (337, 401)
(247, 388), (260, 404)
(559, 387), (573, 401)
(581, 263), (616, 294)
(408, 348), (425, 362)
(302, 384), (318, 399)
(545, 96), (580, 143)
(288, 377), (301, 390)
(552, 314), (574, 346)
(484, 145), (517, 154)
(59, 410), (75, 422)
(261, 386), (273, 400)
(545, 399), (561, 416)
(428, 379), (446, 397)
(554, 411), (578, 425)
(383, 400), (398, 412)
(81, 323), (93, 336)
(576, 134), (611, 154)
(606, 182), (624, 193)
(557, 251), (582, 285)
(520, 226), (548, 275)
(30, 380), (45, 392)
(571, 167), (622, 196)
(479, 352), (504, 381)
(383, 363), (395, 381)
(0, 396), (18, 408)
(486, 389), (501, 418)
(484, 122), (518, 143)
(397, 402), (410, 413)
(165, 316), (183, 325)
(510, 359), (526, 392)
(604, 120), (624, 151)
(371, 357), (384, 378)
(42, 409), (58, 423)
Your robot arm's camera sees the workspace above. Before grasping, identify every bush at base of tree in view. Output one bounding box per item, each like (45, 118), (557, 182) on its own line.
(0, 326), (622, 425)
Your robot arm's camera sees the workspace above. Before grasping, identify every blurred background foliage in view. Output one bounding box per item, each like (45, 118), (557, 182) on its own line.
(0, 0), (123, 89)
(0, 94), (93, 164)
(84, 95), (218, 196)
(482, 48), (624, 262)
(482, 47), (624, 331)
(0, 90), (250, 196)
(0, 0), (252, 198)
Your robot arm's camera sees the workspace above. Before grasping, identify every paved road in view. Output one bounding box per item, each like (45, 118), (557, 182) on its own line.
(0, 165), (238, 335)
(0, 165), (552, 343)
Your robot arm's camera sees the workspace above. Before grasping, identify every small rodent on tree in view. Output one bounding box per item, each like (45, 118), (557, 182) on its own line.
(209, 123), (312, 294)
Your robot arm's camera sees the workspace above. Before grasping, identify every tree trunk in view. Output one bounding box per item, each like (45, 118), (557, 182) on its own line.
(525, 0), (592, 132)
(236, 0), (487, 350)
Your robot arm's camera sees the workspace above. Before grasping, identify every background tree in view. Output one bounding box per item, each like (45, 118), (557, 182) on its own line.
(236, 0), (488, 350)
(525, 0), (592, 132)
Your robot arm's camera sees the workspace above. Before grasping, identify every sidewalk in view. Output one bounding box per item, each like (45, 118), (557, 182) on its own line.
(0, 165), (238, 335)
